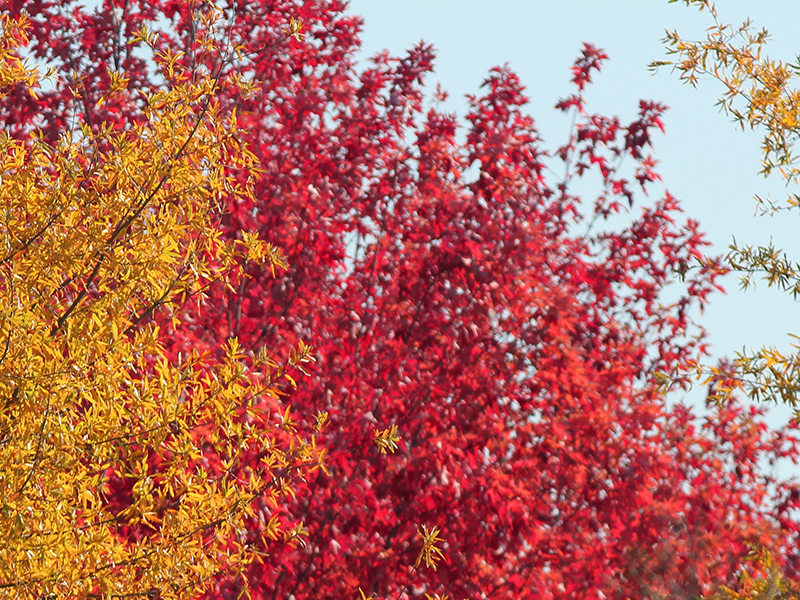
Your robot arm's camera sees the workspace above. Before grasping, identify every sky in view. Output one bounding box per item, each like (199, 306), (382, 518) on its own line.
(346, 1), (800, 428)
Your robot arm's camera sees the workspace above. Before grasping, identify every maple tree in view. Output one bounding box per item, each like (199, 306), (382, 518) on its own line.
(5, 1), (800, 599)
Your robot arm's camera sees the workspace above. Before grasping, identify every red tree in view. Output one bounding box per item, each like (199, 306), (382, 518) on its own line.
(6, 1), (800, 598)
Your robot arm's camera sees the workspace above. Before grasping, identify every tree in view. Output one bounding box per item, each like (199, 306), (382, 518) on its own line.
(0, 13), (318, 599)
(655, 0), (800, 410)
(652, 1), (800, 597)
(5, 1), (800, 599)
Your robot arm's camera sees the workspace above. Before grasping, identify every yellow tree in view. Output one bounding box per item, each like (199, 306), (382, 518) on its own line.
(0, 15), (318, 599)
(654, 2), (800, 596)
(654, 0), (800, 410)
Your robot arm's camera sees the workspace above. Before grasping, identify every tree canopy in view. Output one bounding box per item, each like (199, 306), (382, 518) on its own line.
(2, 2), (800, 599)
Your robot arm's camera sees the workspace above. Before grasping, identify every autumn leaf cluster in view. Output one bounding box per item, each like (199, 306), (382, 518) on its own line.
(0, 13), (319, 599)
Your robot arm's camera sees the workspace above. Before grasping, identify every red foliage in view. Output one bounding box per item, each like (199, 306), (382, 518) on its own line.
(7, 1), (800, 598)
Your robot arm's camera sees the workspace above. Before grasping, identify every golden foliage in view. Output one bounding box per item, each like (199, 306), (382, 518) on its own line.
(653, 2), (800, 412)
(374, 424), (401, 455)
(414, 525), (446, 571)
(657, 1), (800, 188)
(0, 21), (319, 599)
(0, 15), (37, 94)
(711, 547), (800, 600)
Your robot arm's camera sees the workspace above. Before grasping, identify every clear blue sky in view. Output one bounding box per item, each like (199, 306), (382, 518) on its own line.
(347, 1), (800, 427)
